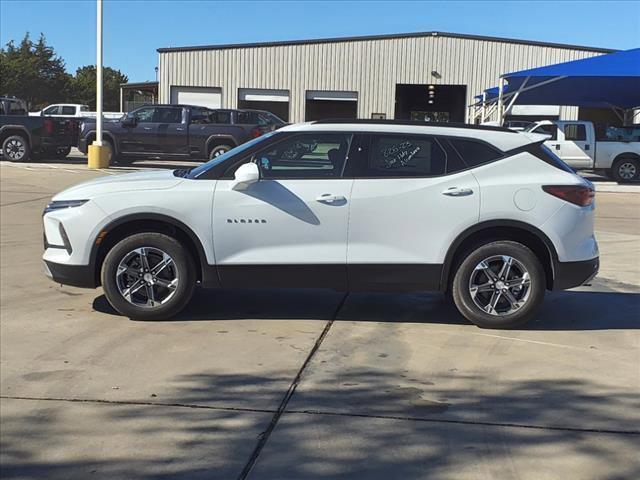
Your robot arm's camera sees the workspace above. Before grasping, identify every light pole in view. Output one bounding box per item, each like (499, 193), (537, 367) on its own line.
(88, 0), (109, 168)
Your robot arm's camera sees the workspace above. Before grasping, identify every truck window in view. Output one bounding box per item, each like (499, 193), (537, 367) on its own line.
(532, 124), (558, 140)
(564, 124), (586, 141)
(154, 107), (183, 123)
(43, 105), (60, 115)
(61, 106), (76, 115)
(132, 107), (156, 123)
(190, 107), (210, 124)
(210, 111), (232, 124)
(0, 102), (5, 115)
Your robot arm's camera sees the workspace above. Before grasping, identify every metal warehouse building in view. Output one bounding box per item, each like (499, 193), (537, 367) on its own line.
(157, 31), (613, 124)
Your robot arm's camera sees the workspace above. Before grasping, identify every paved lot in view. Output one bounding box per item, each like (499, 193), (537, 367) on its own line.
(1, 158), (639, 479)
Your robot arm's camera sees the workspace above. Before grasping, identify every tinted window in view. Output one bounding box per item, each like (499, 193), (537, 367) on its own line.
(154, 107), (183, 123)
(532, 124), (558, 140)
(190, 107), (210, 124)
(133, 107), (156, 123)
(253, 133), (351, 179)
(80, 105), (89, 112)
(61, 106), (75, 115)
(0, 102), (5, 114)
(43, 105), (59, 115)
(360, 135), (446, 177)
(564, 124), (587, 141)
(449, 139), (502, 168)
(209, 111), (232, 124)
(237, 111), (266, 125)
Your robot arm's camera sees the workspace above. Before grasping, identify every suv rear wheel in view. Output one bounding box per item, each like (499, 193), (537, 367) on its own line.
(451, 240), (545, 329)
(101, 232), (196, 320)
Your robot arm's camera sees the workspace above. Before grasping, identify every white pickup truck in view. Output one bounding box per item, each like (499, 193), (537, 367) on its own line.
(29, 104), (123, 120)
(525, 120), (640, 182)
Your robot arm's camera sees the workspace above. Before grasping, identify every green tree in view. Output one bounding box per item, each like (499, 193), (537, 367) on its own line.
(0, 33), (72, 108)
(71, 65), (128, 111)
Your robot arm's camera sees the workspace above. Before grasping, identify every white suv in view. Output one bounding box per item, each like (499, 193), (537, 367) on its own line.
(43, 121), (599, 329)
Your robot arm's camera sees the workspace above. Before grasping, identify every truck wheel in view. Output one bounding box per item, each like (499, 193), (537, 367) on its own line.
(451, 240), (545, 329)
(54, 146), (72, 159)
(611, 156), (639, 183)
(209, 144), (232, 159)
(101, 232), (196, 320)
(2, 135), (30, 162)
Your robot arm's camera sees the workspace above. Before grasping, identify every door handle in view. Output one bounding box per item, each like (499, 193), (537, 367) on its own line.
(584, 144), (590, 150)
(316, 193), (346, 203)
(555, 144), (560, 150)
(442, 187), (473, 197)
(143, 127), (152, 131)
(176, 127), (184, 131)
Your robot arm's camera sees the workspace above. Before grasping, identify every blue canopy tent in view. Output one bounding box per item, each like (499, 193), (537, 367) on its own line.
(496, 48), (640, 122)
(470, 48), (640, 124)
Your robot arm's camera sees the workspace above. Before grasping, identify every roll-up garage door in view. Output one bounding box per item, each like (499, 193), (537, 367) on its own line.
(171, 86), (222, 108)
(305, 90), (358, 121)
(238, 89), (290, 121)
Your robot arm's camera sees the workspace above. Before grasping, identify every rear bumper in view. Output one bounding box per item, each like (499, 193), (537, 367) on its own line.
(44, 260), (97, 288)
(553, 257), (599, 290)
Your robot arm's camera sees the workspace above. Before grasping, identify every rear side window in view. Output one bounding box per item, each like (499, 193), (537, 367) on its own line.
(363, 135), (446, 177)
(564, 124), (587, 141)
(210, 111), (232, 124)
(449, 139), (503, 168)
(61, 106), (75, 115)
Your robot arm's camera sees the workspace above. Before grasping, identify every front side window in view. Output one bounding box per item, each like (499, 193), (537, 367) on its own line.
(154, 107), (183, 123)
(564, 124), (586, 141)
(43, 105), (59, 115)
(132, 107), (156, 123)
(253, 133), (351, 179)
(61, 106), (76, 115)
(449, 139), (503, 168)
(363, 135), (446, 177)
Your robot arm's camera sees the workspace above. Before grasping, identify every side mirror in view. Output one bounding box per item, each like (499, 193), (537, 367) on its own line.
(232, 162), (260, 191)
(121, 116), (137, 127)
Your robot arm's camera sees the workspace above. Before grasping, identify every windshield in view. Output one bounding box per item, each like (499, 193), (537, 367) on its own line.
(187, 131), (279, 179)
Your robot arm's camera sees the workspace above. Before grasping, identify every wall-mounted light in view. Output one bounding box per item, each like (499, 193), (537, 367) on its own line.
(428, 100), (434, 104)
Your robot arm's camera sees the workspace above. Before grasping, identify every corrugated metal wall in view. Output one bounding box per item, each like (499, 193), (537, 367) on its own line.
(158, 34), (603, 123)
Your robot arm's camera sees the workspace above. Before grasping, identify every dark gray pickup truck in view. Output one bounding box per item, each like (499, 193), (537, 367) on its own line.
(78, 104), (285, 164)
(0, 96), (79, 162)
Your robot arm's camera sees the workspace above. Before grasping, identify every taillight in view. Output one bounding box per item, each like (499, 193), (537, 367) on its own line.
(43, 118), (54, 135)
(542, 185), (595, 207)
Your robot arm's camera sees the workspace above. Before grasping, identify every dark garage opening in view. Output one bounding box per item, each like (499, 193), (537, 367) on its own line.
(237, 100), (290, 122)
(238, 89), (290, 122)
(305, 91), (358, 121)
(395, 84), (467, 123)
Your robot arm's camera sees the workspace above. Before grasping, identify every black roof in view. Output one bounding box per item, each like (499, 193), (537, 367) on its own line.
(312, 118), (516, 133)
(157, 30), (614, 54)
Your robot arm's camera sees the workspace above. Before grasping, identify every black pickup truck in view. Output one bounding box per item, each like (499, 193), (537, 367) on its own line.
(78, 104), (285, 164)
(0, 96), (79, 162)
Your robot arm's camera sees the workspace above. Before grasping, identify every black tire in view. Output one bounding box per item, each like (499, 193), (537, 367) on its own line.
(101, 232), (196, 320)
(54, 146), (72, 159)
(451, 240), (546, 329)
(2, 135), (30, 162)
(209, 144), (232, 160)
(610, 156), (639, 183)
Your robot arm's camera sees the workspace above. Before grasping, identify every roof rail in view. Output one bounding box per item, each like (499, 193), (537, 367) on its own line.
(311, 118), (516, 133)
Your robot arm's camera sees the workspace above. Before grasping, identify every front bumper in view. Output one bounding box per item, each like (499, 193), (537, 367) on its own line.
(44, 260), (97, 288)
(553, 257), (599, 290)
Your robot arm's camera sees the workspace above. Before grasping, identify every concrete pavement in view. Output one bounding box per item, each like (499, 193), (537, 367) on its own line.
(1, 160), (638, 479)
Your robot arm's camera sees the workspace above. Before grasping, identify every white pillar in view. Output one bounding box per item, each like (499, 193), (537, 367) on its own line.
(497, 78), (504, 126)
(481, 92), (487, 123)
(95, 0), (103, 146)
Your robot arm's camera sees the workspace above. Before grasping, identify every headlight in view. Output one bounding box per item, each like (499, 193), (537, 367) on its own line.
(44, 200), (89, 215)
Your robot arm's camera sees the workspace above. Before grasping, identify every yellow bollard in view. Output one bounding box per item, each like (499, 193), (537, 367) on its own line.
(87, 143), (111, 169)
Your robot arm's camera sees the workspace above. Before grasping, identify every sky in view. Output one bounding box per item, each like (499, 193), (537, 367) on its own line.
(1, 0), (639, 82)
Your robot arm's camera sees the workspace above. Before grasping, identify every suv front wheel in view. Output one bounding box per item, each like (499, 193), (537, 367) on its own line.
(101, 232), (196, 320)
(452, 241), (545, 329)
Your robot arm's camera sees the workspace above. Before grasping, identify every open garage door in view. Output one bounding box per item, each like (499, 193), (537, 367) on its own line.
(238, 89), (290, 122)
(171, 86), (222, 108)
(395, 84), (466, 122)
(305, 90), (358, 121)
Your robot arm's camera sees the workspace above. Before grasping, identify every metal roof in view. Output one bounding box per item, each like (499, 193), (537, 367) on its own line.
(157, 30), (615, 54)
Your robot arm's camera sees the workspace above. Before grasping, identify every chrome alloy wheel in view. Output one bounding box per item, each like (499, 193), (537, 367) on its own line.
(116, 247), (178, 308)
(469, 255), (531, 316)
(5, 138), (26, 160)
(618, 162), (637, 180)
